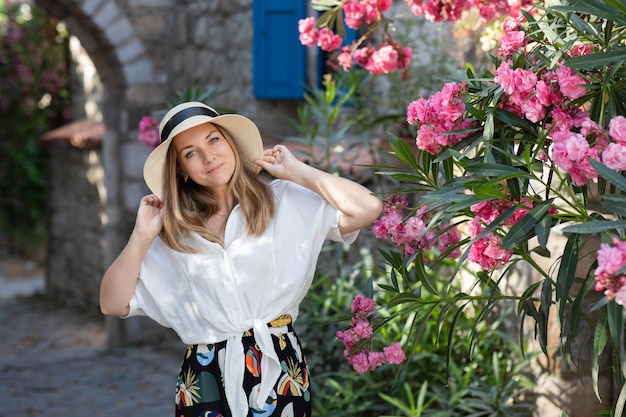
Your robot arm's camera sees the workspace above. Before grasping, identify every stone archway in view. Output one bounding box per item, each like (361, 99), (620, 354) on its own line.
(33, 0), (171, 345)
(35, 0), (166, 253)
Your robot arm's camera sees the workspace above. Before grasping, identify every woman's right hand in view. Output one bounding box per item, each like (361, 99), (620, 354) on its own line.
(134, 194), (164, 240)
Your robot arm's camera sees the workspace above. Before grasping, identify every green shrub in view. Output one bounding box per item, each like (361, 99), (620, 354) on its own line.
(0, 1), (70, 252)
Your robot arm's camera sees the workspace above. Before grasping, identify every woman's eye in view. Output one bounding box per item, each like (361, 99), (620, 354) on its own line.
(185, 150), (196, 158)
(209, 137), (219, 144)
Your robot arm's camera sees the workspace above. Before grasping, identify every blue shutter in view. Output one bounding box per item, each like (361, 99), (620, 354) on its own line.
(253, 0), (307, 99)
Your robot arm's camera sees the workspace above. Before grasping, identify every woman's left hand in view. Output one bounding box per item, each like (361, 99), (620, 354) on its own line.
(255, 145), (300, 180)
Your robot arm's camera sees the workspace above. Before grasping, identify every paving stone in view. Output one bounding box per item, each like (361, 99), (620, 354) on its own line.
(0, 295), (182, 417)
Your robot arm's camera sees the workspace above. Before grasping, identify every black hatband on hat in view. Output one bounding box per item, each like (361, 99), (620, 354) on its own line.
(160, 106), (219, 143)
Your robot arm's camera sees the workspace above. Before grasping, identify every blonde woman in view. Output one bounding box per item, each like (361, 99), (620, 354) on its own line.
(100, 101), (382, 417)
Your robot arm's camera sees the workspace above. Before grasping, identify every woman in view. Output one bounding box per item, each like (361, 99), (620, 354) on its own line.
(100, 101), (382, 417)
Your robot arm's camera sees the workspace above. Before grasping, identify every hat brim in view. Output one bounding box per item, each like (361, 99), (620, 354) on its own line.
(143, 113), (263, 199)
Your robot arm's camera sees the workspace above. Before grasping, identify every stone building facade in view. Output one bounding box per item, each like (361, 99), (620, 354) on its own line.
(35, 0), (305, 280)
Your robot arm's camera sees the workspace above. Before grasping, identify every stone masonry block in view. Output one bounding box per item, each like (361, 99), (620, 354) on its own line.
(81, 0), (105, 16)
(92, 1), (120, 32)
(124, 180), (151, 212)
(122, 141), (151, 179)
(128, 0), (173, 7)
(122, 57), (154, 85)
(115, 37), (146, 64)
(104, 16), (134, 46)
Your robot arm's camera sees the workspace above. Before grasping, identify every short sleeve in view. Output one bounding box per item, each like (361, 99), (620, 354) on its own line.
(326, 209), (359, 243)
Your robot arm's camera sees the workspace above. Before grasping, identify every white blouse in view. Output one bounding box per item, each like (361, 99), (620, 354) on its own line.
(126, 179), (358, 417)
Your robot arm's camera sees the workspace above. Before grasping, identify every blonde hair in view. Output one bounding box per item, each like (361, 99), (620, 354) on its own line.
(159, 125), (275, 252)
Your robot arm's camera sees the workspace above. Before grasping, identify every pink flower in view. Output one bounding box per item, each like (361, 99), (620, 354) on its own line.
(353, 46), (374, 66)
(353, 320), (373, 339)
(503, 17), (522, 33)
(367, 351), (387, 371)
(337, 46), (353, 71)
(568, 43), (594, 57)
(347, 352), (370, 374)
(138, 116), (160, 149)
(379, 0), (393, 12)
(469, 233), (512, 270)
(317, 27), (343, 52)
(342, 0), (382, 29)
(507, 197), (534, 226)
(556, 64), (587, 99)
(494, 61), (515, 94)
(351, 295), (376, 318)
(595, 239), (626, 300)
(383, 342), (407, 364)
(609, 116), (626, 145)
(364, 44), (399, 74)
(336, 328), (359, 351)
(407, 98), (433, 125)
(438, 225), (462, 258)
(498, 31), (526, 58)
(480, 5), (497, 21)
(468, 216), (484, 238)
(404, 216), (426, 241)
(596, 240), (626, 276)
(415, 125), (443, 154)
(536, 78), (563, 107)
(519, 96), (546, 123)
(602, 143), (626, 171)
(615, 286), (626, 306)
(512, 68), (537, 92)
(298, 17), (318, 47)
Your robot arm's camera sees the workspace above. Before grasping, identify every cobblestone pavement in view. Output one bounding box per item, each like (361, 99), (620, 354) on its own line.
(0, 264), (183, 417)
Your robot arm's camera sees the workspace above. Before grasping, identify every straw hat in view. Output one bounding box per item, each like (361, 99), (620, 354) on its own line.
(143, 102), (264, 198)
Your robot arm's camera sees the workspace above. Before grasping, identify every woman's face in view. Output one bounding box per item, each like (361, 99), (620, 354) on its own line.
(173, 122), (237, 196)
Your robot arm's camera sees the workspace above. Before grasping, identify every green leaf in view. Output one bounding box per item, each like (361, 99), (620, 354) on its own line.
(387, 134), (420, 172)
(566, 50), (626, 70)
(592, 309), (609, 400)
(535, 212), (552, 249)
(472, 185), (508, 200)
(565, 272), (595, 355)
(614, 382), (626, 417)
(464, 163), (532, 178)
(593, 310), (609, 357)
(561, 220), (626, 234)
(414, 252), (440, 296)
(492, 108), (537, 133)
(556, 234), (579, 327)
(607, 301), (622, 350)
(502, 201), (552, 249)
(588, 158), (626, 191)
(538, 279), (552, 356)
(387, 291), (421, 308)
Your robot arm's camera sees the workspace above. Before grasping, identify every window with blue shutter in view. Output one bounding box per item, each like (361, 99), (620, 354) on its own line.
(253, 0), (307, 99)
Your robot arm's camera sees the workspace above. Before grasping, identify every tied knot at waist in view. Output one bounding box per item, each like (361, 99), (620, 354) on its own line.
(225, 314), (293, 417)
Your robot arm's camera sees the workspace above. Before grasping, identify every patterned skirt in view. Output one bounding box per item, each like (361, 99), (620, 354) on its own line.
(175, 318), (311, 417)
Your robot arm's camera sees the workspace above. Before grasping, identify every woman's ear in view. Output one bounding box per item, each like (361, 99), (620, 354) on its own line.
(177, 169), (188, 183)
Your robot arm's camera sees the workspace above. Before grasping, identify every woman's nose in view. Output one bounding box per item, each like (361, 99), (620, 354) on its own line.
(200, 149), (214, 164)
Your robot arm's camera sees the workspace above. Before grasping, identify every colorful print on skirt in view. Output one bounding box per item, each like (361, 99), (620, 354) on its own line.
(175, 324), (311, 417)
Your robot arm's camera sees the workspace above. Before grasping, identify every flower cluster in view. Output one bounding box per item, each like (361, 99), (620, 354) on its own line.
(336, 295), (407, 373)
(491, 18), (626, 187)
(298, 0), (412, 75)
(595, 238), (626, 304)
(406, 16), (626, 189)
(406, 82), (475, 154)
(467, 197), (538, 270)
(138, 116), (160, 150)
(372, 194), (462, 258)
(404, 0), (533, 23)
(298, 16), (343, 52)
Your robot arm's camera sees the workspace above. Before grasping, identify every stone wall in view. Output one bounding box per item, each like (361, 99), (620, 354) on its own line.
(41, 135), (105, 313)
